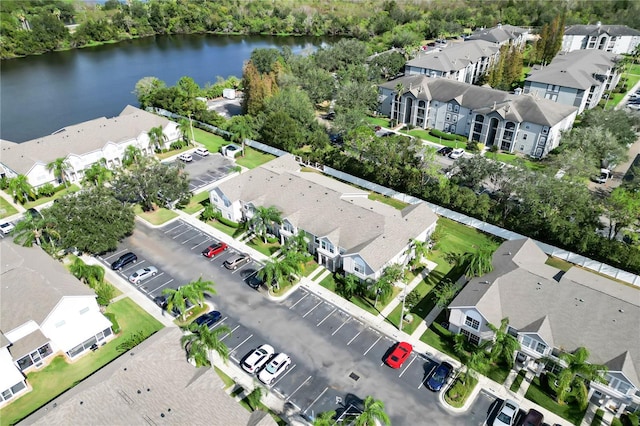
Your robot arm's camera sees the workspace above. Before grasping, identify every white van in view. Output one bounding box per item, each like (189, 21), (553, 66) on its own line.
(194, 147), (209, 157)
(178, 153), (193, 162)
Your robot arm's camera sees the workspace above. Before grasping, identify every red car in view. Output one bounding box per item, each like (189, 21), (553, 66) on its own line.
(385, 341), (413, 369)
(202, 242), (228, 258)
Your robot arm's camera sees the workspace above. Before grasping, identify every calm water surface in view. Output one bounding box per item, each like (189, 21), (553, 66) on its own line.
(1, 34), (327, 142)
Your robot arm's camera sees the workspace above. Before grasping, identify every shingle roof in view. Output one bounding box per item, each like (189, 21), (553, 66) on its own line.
(22, 328), (273, 426)
(450, 238), (640, 387)
(468, 24), (528, 44)
(380, 75), (578, 127)
(8, 329), (49, 361)
(0, 105), (169, 175)
(0, 240), (96, 333)
(526, 50), (620, 90)
(564, 24), (640, 37)
(406, 40), (499, 73)
(215, 155), (437, 272)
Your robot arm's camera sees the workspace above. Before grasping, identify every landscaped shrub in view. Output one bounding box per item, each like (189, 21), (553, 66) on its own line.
(38, 183), (56, 197)
(444, 374), (478, 408)
(612, 417), (623, 426)
(95, 281), (117, 306)
(466, 140), (481, 152)
(509, 369), (526, 392)
(219, 217), (240, 228)
(170, 141), (185, 150)
(591, 409), (604, 426)
(430, 128), (467, 142)
(104, 312), (121, 334)
(0, 176), (8, 190)
(622, 413), (639, 426)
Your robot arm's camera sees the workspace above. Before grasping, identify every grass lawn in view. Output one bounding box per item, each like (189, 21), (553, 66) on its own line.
(206, 219), (238, 237)
(628, 63), (640, 75)
(134, 205), (178, 225)
(485, 152), (546, 171)
(365, 116), (391, 128)
(155, 145), (190, 160)
(192, 127), (228, 154)
(510, 369), (526, 392)
(24, 184), (81, 209)
(368, 193), (409, 210)
(444, 375), (478, 408)
(214, 366), (235, 389)
(174, 305), (208, 327)
(421, 314), (461, 361)
(404, 129), (465, 148)
(246, 237), (280, 256)
(181, 191), (211, 215)
(302, 260), (319, 277)
(235, 147), (275, 169)
(0, 196), (19, 219)
(525, 376), (586, 425)
(0, 298), (163, 426)
(318, 273), (381, 316)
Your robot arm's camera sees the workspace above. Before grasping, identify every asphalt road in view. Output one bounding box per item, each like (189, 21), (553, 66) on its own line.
(98, 219), (497, 425)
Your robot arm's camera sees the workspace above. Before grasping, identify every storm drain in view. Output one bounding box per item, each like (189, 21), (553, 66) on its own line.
(349, 372), (360, 382)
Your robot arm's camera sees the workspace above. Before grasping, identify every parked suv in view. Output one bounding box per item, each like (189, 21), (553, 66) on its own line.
(194, 147), (209, 156)
(178, 153), (193, 162)
(223, 253), (251, 270)
(111, 252), (138, 270)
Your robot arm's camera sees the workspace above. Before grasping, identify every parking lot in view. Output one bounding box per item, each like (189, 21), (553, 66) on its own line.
(171, 151), (235, 192)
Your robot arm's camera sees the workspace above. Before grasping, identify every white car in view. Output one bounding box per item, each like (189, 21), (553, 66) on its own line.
(128, 266), (158, 284)
(257, 352), (291, 385)
(178, 153), (193, 162)
(449, 148), (465, 159)
(194, 147), (209, 156)
(0, 221), (15, 235)
(242, 344), (275, 374)
(492, 399), (519, 426)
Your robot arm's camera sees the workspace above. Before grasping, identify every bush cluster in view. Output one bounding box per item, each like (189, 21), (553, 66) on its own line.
(430, 129), (467, 142)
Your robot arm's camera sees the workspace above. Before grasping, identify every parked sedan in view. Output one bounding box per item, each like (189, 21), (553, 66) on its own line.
(0, 221), (15, 235)
(202, 242), (228, 258)
(128, 266), (158, 284)
(448, 148), (465, 159)
(178, 153), (193, 162)
(437, 146), (453, 156)
(385, 341), (413, 369)
(493, 399), (519, 426)
(111, 252), (138, 270)
(426, 361), (454, 391)
(223, 253), (251, 270)
(242, 344), (275, 374)
(518, 408), (543, 426)
(258, 352), (291, 385)
(193, 311), (222, 329)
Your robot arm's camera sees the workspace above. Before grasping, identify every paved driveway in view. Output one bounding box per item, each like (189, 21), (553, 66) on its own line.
(171, 152), (235, 192)
(100, 219), (500, 425)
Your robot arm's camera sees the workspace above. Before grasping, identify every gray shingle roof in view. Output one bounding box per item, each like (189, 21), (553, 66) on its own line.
(0, 105), (169, 175)
(380, 75), (578, 127)
(215, 155), (437, 272)
(468, 24), (528, 44)
(1, 240), (96, 333)
(450, 238), (640, 387)
(8, 329), (49, 361)
(22, 328), (272, 426)
(406, 40), (499, 73)
(564, 24), (640, 37)
(526, 50), (620, 90)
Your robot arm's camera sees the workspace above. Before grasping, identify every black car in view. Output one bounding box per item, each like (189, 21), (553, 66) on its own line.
(246, 273), (265, 290)
(194, 311), (222, 329)
(437, 146), (453, 156)
(426, 361), (454, 391)
(110, 252), (138, 270)
(153, 294), (193, 317)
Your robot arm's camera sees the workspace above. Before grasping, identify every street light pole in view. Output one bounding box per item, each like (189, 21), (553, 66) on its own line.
(188, 112), (195, 144)
(399, 284), (407, 332)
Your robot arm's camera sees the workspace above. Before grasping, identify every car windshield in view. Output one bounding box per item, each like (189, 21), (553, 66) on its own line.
(497, 412), (512, 423)
(266, 362), (279, 374)
(433, 368), (446, 381)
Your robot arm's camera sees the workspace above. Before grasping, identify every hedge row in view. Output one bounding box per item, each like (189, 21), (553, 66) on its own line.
(219, 217), (241, 228)
(429, 128), (468, 142)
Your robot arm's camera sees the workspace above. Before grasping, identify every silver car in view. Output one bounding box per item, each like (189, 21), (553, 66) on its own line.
(128, 266), (158, 284)
(223, 253), (251, 270)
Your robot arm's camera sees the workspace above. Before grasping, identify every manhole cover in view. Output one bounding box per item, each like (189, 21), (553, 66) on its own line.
(349, 372), (360, 381)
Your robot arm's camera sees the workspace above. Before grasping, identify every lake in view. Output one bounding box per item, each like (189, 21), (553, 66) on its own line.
(0, 34), (328, 142)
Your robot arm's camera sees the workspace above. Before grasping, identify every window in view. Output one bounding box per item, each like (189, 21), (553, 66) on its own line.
(461, 329), (480, 345)
(450, 125), (456, 133)
(444, 124), (450, 132)
(464, 316), (480, 330)
(542, 126), (549, 135)
(447, 103), (453, 111)
(521, 335), (546, 354)
(321, 240), (334, 254)
(354, 259), (365, 274)
(445, 113), (451, 121)
(523, 134), (527, 140)
(454, 105), (460, 113)
(452, 115), (458, 123)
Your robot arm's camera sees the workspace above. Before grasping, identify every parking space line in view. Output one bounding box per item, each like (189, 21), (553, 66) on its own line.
(363, 335), (381, 356)
(289, 292), (309, 310)
(220, 325), (240, 341)
(145, 278), (174, 295)
(303, 387), (328, 413)
(303, 300), (323, 318)
(164, 224), (183, 233)
(418, 367), (434, 390)
(171, 229), (190, 239)
(103, 248), (128, 261)
(347, 329), (363, 346)
(272, 364), (295, 388)
(211, 317), (229, 329)
(135, 272), (165, 287)
(287, 376), (312, 400)
(232, 334), (254, 352)
(332, 317), (350, 335)
(181, 233), (203, 244)
(317, 308), (336, 326)
(191, 240), (210, 250)
(399, 355), (417, 378)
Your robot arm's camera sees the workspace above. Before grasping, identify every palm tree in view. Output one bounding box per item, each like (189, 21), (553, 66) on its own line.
(552, 347), (607, 409)
(122, 145), (143, 167)
(393, 82), (405, 124)
(462, 246), (494, 278)
(69, 258), (105, 287)
(183, 277), (217, 308)
(353, 396), (391, 426)
(11, 215), (46, 246)
(283, 231), (309, 256)
(339, 273), (360, 299)
(46, 157), (72, 187)
(248, 205), (282, 243)
(82, 160), (111, 186)
(162, 286), (189, 320)
(178, 118), (192, 144)
(433, 279), (458, 308)
(407, 238), (430, 271)
(227, 115), (256, 157)
(147, 126), (167, 151)
(258, 256), (300, 291)
(487, 318), (521, 369)
(181, 323), (231, 367)
(245, 387), (263, 411)
(313, 410), (336, 426)
(8, 175), (35, 204)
